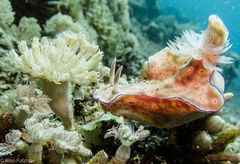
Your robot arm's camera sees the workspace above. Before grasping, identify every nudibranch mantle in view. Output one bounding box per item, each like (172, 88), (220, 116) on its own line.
(94, 15), (232, 128)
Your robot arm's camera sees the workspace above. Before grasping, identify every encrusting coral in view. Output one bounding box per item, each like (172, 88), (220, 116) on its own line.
(94, 15), (233, 128)
(0, 0), (41, 53)
(0, 0), (41, 94)
(44, 13), (89, 39)
(0, 0), (15, 28)
(82, 0), (134, 60)
(52, 0), (142, 76)
(11, 31), (103, 130)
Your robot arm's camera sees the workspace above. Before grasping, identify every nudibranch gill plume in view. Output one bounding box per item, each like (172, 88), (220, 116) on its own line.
(93, 15), (233, 128)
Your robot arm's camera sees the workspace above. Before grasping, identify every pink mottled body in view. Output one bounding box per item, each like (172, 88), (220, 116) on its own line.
(94, 15), (232, 128)
(101, 95), (207, 128)
(96, 51), (224, 128)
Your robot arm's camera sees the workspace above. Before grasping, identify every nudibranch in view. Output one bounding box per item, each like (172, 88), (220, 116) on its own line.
(94, 15), (233, 128)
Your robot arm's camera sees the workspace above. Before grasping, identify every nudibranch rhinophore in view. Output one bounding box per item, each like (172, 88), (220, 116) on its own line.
(93, 15), (233, 128)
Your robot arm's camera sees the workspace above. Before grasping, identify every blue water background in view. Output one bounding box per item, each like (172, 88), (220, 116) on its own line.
(159, 0), (240, 55)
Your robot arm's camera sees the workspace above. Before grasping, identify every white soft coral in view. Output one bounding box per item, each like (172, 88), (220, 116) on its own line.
(24, 115), (63, 143)
(105, 123), (149, 163)
(0, 130), (28, 157)
(53, 130), (92, 156)
(16, 84), (51, 114)
(11, 31), (103, 130)
(11, 31), (103, 84)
